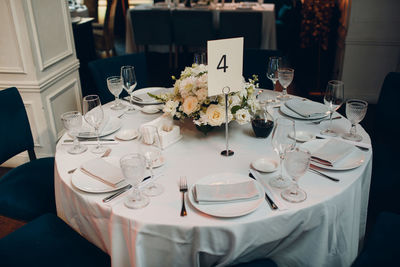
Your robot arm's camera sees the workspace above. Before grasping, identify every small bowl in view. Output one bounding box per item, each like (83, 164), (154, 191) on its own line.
(141, 105), (160, 114)
(289, 131), (315, 143)
(251, 158), (278, 173)
(115, 129), (138, 141)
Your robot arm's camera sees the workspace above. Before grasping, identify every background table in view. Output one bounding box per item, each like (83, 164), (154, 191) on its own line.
(125, 3), (277, 54)
(55, 91), (372, 267)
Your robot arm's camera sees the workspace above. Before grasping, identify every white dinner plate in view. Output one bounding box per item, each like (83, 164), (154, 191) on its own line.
(128, 87), (172, 105)
(71, 157), (129, 193)
(300, 139), (366, 170)
(280, 104), (328, 120)
(188, 173), (264, 218)
(251, 158), (278, 173)
(115, 129), (138, 141)
(141, 105), (162, 114)
(76, 117), (122, 138)
(289, 130), (315, 143)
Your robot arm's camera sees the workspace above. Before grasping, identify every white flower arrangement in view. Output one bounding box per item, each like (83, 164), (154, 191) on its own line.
(149, 64), (260, 133)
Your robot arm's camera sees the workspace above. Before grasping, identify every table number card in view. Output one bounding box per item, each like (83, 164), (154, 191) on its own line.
(207, 38), (244, 97)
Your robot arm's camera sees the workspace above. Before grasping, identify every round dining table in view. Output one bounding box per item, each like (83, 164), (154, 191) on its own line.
(54, 91), (372, 267)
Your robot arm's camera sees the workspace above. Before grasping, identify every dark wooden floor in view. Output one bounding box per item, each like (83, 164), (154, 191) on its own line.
(0, 167), (26, 238)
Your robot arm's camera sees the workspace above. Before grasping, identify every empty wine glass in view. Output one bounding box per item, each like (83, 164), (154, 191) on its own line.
(120, 153), (150, 209)
(82, 95), (108, 154)
(121, 65), (137, 114)
(342, 99), (368, 142)
(269, 117), (296, 189)
(61, 111), (87, 154)
(281, 147), (311, 203)
(139, 125), (164, 197)
(266, 56), (281, 91)
(321, 80), (344, 136)
(277, 68), (294, 100)
(107, 76), (125, 110)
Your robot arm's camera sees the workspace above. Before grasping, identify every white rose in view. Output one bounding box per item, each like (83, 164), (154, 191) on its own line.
(163, 100), (179, 117)
(206, 104), (225, 126)
(230, 94), (241, 106)
(235, 108), (251, 125)
(182, 96), (199, 115)
(195, 88), (208, 102)
(179, 76), (196, 98)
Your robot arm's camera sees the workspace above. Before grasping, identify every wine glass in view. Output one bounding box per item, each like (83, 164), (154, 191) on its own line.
(106, 76), (125, 110)
(281, 147), (311, 203)
(193, 52), (207, 65)
(266, 56), (281, 91)
(269, 117), (296, 189)
(321, 80), (344, 136)
(120, 153), (150, 209)
(61, 111), (87, 154)
(138, 125), (164, 197)
(342, 99), (368, 142)
(277, 68), (294, 100)
(82, 95), (108, 154)
(121, 66), (137, 114)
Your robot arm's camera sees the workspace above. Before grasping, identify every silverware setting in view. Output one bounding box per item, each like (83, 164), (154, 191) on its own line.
(308, 165), (340, 182)
(67, 148), (111, 174)
(64, 138), (115, 142)
(180, 176), (188, 216)
(249, 172), (278, 210)
(309, 116), (342, 125)
(102, 175), (152, 203)
(131, 95), (143, 102)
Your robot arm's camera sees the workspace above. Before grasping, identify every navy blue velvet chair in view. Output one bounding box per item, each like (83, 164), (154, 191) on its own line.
(352, 212), (400, 266)
(0, 87), (55, 221)
(230, 258), (277, 267)
(88, 53), (148, 104)
(0, 213), (110, 267)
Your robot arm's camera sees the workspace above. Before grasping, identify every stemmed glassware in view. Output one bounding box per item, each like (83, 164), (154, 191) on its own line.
(106, 76), (125, 110)
(321, 80), (344, 136)
(266, 56), (281, 91)
(342, 99), (368, 142)
(269, 117), (296, 189)
(281, 147), (311, 203)
(120, 153), (150, 209)
(139, 125), (164, 197)
(61, 111), (87, 154)
(121, 65), (137, 114)
(82, 95), (108, 154)
(277, 68), (294, 100)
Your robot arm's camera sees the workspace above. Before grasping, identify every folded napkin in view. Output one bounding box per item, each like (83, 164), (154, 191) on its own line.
(193, 180), (259, 204)
(285, 99), (328, 118)
(80, 158), (124, 187)
(140, 115), (182, 149)
(311, 139), (355, 167)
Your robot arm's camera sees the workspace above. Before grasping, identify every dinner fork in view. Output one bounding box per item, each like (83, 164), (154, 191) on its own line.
(309, 116), (341, 125)
(67, 148), (111, 174)
(180, 176), (188, 217)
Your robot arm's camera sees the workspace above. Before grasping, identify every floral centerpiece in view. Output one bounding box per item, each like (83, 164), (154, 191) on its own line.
(149, 64), (260, 134)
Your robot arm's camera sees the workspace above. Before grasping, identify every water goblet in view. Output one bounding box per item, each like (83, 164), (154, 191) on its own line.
(269, 117), (296, 189)
(121, 65), (137, 114)
(321, 80), (344, 136)
(342, 99), (368, 142)
(82, 95), (108, 154)
(281, 147), (311, 203)
(120, 153), (150, 209)
(106, 76), (125, 110)
(266, 56), (281, 91)
(277, 67), (294, 100)
(139, 125), (164, 197)
(61, 111), (87, 154)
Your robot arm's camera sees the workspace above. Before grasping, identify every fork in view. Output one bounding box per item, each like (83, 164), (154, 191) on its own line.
(67, 148), (111, 174)
(180, 176), (188, 217)
(309, 116), (341, 124)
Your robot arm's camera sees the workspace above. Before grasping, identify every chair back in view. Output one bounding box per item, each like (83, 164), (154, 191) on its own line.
(243, 49), (282, 89)
(103, 0), (118, 51)
(0, 87), (36, 165)
(88, 53), (148, 104)
(172, 10), (215, 47)
(219, 11), (262, 49)
(375, 72), (400, 143)
(130, 9), (172, 46)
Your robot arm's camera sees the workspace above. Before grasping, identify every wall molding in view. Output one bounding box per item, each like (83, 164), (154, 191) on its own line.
(0, 59), (79, 92)
(25, 0), (73, 71)
(23, 100), (42, 147)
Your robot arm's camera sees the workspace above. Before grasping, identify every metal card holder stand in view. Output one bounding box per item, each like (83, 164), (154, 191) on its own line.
(220, 86), (234, 157)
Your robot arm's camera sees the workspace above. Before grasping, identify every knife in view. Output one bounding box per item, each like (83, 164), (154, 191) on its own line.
(102, 176), (151, 203)
(64, 138), (115, 142)
(248, 172), (278, 210)
(308, 165), (340, 182)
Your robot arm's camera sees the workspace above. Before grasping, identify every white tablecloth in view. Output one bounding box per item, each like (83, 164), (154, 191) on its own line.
(125, 3), (277, 54)
(55, 91), (372, 267)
